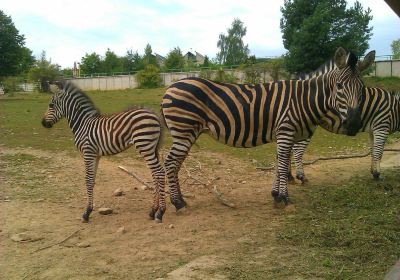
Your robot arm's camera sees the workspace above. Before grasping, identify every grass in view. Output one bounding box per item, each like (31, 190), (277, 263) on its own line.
(274, 168), (400, 279)
(1, 86), (396, 166)
(364, 76), (400, 92)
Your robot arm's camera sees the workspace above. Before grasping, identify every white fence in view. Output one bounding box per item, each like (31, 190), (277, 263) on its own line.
(65, 69), (251, 91)
(53, 59), (400, 91)
(373, 59), (400, 77)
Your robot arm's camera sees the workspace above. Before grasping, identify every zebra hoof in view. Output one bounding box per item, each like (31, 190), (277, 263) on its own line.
(172, 198), (187, 212)
(296, 174), (307, 184)
(149, 208), (157, 220)
(82, 207), (93, 223)
(271, 190), (280, 198)
(273, 194), (289, 207)
(372, 172), (380, 180)
(155, 208), (165, 222)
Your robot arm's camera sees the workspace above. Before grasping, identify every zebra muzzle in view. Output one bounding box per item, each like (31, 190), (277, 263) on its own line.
(41, 118), (53, 128)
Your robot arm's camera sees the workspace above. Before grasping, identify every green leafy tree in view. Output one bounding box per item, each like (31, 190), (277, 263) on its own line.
(164, 47), (185, 70)
(0, 10), (34, 76)
(136, 64), (162, 88)
(29, 51), (60, 91)
(80, 52), (102, 74)
(391, 39), (400, 59)
(201, 55), (210, 67)
(122, 49), (143, 72)
(102, 48), (123, 73)
(142, 43), (157, 66)
(280, 0), (373, 73)
(216, 18), (250, 65)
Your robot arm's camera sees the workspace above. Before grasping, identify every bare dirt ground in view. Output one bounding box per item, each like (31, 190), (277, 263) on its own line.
(1, 143), (399, 280)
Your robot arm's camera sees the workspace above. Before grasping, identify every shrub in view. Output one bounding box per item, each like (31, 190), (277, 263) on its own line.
(214, 69), (238, 83)
(136, 64), (162, 88)
(199, 69), (214, 80)
(0, 76), (24, 93)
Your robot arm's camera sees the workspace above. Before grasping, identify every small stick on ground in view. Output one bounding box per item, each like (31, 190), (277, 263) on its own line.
(256, 148), (400, 171)
(118, 165), (154, 190)
(183, 163), (235, 208)
(31, 228), (81, 254)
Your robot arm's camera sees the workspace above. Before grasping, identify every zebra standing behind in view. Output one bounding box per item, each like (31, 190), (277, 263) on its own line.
(290, 87), (400, 182)
(160, 47), (375, 219)
(42, 81), (166, 222)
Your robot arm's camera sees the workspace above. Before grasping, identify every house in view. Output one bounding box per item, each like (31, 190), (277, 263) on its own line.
(184, 51), (205, 66)
(154, 53), (166, 67)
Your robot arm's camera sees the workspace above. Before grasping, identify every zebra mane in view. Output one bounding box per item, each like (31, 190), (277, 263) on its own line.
(297, 59), (336, 80)
(61, 81), (100, 116)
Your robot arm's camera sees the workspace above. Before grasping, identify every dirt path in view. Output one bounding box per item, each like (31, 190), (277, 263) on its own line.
(0, 143), (399, 279)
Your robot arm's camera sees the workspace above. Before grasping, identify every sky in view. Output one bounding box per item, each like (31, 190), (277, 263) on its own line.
(1, 0), (399, 68)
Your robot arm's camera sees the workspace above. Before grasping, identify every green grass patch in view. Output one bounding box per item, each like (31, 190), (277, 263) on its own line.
(364, 76), (400, 92)
(276, 169), (400, 279)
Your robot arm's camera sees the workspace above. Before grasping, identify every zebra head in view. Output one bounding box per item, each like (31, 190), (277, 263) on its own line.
(41, 81), (65, 128)
(330, 47), (375, 136)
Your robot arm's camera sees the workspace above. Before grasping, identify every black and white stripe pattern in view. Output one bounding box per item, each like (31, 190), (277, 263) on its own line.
(291, 86), (400, 181)
(160, 47), (374, 217)
(42, 81), (165, 222)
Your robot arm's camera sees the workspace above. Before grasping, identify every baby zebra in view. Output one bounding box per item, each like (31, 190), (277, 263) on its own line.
(42, 81), (165, 222)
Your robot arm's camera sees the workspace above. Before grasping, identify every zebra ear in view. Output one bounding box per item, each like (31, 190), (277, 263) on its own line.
(334, 47), (347, 69)
(357, 50), (376, 72)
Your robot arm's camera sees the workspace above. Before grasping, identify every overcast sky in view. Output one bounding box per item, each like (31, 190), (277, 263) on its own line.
(1, 0), (399, 68)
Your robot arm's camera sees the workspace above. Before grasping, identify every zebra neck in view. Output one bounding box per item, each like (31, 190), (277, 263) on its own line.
(301, 75), (332, 121)
(62, 96), (99, 134)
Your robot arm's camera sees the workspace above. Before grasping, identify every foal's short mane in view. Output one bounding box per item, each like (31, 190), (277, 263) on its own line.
(61, 81), (100, 116)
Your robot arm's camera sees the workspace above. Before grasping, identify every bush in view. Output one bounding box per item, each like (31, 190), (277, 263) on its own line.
(214, 69), (238, 83)
(199, 69), (214, 80)
(136, 64), (162, 88)
(0, 76), (24, 93)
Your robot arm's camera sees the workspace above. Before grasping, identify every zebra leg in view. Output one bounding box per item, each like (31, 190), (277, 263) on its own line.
(293, 139), (310, 183)
(165, 139), (193, 211)
(370, 130), (388, 180)
(271, 138), (293, 205)
(145, 155), (166, 222)
(287, 156), (295, 183)
(82, 154), (100, 222)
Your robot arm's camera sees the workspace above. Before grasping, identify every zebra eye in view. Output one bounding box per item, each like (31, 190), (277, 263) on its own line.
(336, 82), (343, 90)
(49, 103), (54, 109)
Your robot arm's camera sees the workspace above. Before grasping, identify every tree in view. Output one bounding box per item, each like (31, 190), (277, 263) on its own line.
(142, 43), (157, 66)
(280, 0), (373, 73)
(391, 39), (400, 59)
(102, 48), (123, 73)
(0, 10), (34, 76)
(29, 51), (60, 91)
(164, 47), (185, 70)
(121, 49), (143, 72)
(136, 64), (162, 88)
(201, 55), (210, 67)
(216, 18), (250, 65)
(80, 52), (102, 74)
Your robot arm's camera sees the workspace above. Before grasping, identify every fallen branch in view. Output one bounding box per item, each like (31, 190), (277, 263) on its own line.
(118, 166), (154, 190)
(212, 186), (236, 208)
(31, 228), (81, 254)
(256, 148), (400, 171)
(182, 163), (235, 208)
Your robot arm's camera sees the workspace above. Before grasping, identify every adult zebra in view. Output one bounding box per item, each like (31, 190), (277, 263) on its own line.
(290, 70), (400, 182)
(161, 47), (375, 218)
(42, 81), (165, 222)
